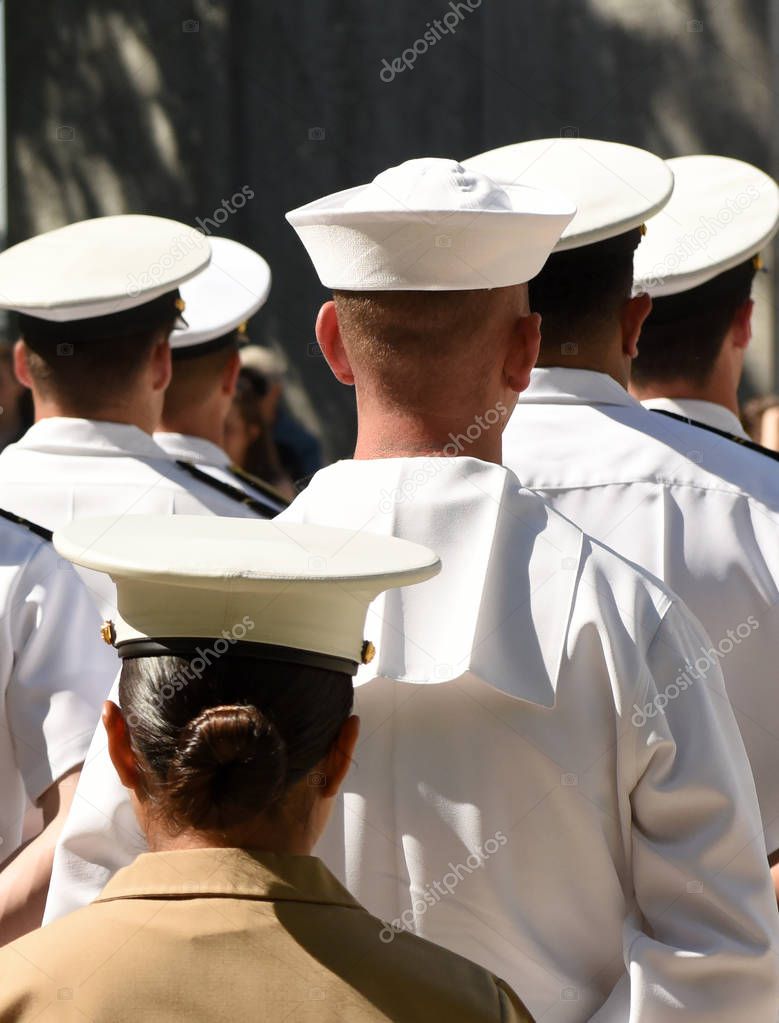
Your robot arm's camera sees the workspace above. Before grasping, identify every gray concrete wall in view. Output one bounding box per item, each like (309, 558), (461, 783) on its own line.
(7, 0), (775, 456)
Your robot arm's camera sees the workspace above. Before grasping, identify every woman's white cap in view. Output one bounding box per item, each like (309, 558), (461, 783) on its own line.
(54, 516), (441, 674)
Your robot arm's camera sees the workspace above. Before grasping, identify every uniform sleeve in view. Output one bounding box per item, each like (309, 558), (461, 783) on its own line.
(626, 600), (779, 1021)
(43, 672), (146, 924)
(7, 544), (116, 803)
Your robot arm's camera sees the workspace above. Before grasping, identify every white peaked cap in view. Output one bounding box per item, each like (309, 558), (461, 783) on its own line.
(285, 158), (576, 291)
(171, 237), (272, 351)
(633, 155), (779, 297)
(464, 138), (674, 252)
(0, 215), (211, 321)
(54, 516), (441, 673)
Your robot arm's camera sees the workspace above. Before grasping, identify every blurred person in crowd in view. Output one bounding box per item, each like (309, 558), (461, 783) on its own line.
(631, 157), (779, 463)
(0, 216), (280, 619)
(240, 342), (323, 484)
(0, 516), (532, 1023)
(468, 140), (779, 896)
(742, 394), (779, 451)
(224, 363), (296, 500)
(0, 512), (115, 945)
(155, 236), (288, 512)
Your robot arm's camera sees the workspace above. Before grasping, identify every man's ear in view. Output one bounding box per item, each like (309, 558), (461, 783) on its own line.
(621, 293), (653, 359)
(730, 298), (754, 350)
(315, 301), (355, 386)
(13, 340), (32, 389)
(222, 349), (242, 397)
(150, 335), (173, 393)
(505, 312), (541, 395)
(321, 714), (360, 797)
(103, 701), (142, 790)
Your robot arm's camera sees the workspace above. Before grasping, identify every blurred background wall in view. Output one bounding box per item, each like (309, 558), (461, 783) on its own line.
(6, 0), (776, 458)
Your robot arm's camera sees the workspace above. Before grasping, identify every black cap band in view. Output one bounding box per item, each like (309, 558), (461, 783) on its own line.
(19, 290), (183, 344)
(115, 637), (359, 676)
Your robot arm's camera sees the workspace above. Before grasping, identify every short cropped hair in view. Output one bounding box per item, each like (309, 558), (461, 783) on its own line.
(18, 291), (180, 414)
(631, 259), (757, 388)
(21, 328), (171, 415)
(530, 229), (643, 356)
(332, 287), (518, 407)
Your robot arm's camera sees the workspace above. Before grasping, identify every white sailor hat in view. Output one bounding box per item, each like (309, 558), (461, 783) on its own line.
(0, 214), (210, 340)
(633, 155), (779, 298)
(464, 138), (673, 252)
(286, 157), (576, 291)
(54, 515), (441, 675)
(170, 237), (272, 357)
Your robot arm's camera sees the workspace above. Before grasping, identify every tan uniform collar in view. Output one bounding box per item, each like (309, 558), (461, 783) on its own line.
(94, 848), (361, 910)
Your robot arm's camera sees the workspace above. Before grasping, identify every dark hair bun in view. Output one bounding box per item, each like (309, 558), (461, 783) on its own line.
(166, 705), (288, 830)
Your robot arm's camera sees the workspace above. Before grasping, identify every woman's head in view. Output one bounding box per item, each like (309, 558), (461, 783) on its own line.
(104, 654), (358, 852)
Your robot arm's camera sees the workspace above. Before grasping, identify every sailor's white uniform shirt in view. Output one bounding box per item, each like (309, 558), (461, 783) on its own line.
(506, 367), (779, 856)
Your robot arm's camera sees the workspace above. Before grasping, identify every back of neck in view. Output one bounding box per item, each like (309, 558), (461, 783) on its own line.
(630, 377), (738, 418)
(352, 403), (506, 464)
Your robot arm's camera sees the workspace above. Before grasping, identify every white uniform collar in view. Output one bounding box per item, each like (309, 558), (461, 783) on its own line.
(11, 418), (173, 459)
(640, 397), (749, 440)
(153, 432), (230, 467)
(281, 456), (583, 706)
(521, 367), (638, 407)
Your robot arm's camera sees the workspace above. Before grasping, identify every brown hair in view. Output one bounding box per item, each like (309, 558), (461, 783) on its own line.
(119, 654), (353, 834)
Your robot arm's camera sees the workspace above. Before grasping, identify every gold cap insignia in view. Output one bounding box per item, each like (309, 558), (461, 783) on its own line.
(237, 321), (249, 338)
(753, 254), (764, 271)
(100, 620), (116, 646)
(361, 640), (376, 665)
(174, 297), (186, 312)
(640, 223), (647, 237)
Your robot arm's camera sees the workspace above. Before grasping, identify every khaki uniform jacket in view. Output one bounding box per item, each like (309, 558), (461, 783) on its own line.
(0, 848), (532, 1022)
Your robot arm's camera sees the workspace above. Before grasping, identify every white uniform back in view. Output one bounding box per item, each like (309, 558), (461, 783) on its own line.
(505, 367), (779, 851)
(45, 456), (779, 1022)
